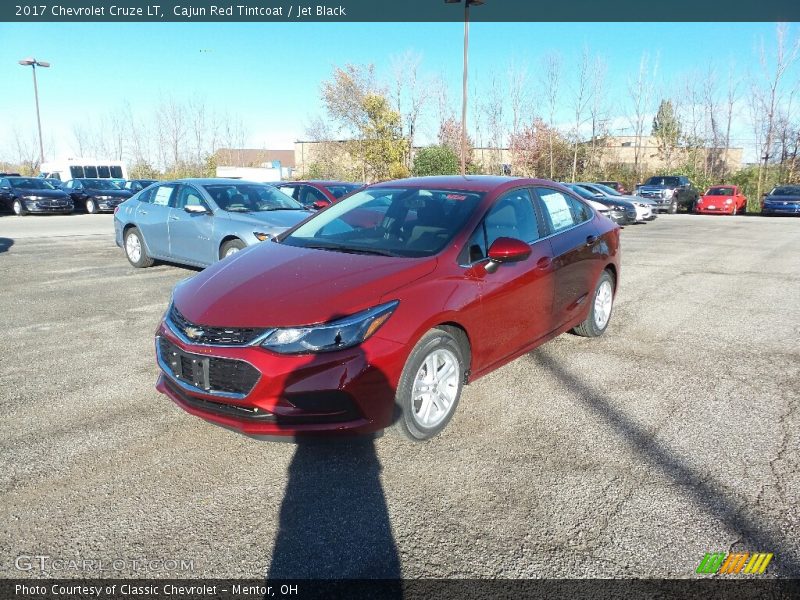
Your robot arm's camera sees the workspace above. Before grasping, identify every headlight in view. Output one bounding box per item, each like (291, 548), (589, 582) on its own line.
(254, 232), (272, 242)
(725, 198), (733, 204)
(261, 301), (399, 354)
(663, 189), (675, 198)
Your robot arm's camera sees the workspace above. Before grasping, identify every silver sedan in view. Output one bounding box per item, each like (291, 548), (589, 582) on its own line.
(114, 178), (312, 268)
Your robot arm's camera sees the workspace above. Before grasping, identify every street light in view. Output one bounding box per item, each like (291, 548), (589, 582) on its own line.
(445, 0), (484, 176)
(18, 57), (51, 167)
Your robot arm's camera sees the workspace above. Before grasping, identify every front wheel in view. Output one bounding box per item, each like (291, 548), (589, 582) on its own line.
(668, 199), (677, 214)
(393, 328), (466, 441)
(12, 199), (26, 216)
(220, 239), (246, 259)
(86, 199), (97, 214)
(124, 227), (154, 268)
(573, 270), (615, 338)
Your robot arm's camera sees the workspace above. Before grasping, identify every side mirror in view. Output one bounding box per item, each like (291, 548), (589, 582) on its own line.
(485, 237), (531, 273)
(312, 199), (329, 210)
(184, 204), (209, 214)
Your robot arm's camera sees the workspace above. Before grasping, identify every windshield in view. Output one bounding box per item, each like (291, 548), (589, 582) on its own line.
(204, 183), (303, 212)
(770, 186), (800, 196)
(81, 179), (120, 190)
(566, 184), (599, 200)
(324, 184), (361, 199)
(10, 178), (56, 190)
(281, 187), (484, 258)
(706, 187), (735, 196)
(591, 183), (621, 196)
(645, 177), (679, 187)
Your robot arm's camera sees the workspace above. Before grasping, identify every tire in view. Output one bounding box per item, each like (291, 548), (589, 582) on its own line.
(220, 239), (246, 259)
(731, 204), (738, 216)
(668, 199), (677, 214)
(85, 199), (97, 214)
(393, 328), (467, 441)
(124, 227), (154, 268)
(573, 270), (615, 338)
(12, 199), (26, 216)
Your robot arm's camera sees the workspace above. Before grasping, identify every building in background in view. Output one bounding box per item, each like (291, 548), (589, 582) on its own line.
(591, 136), (743, 174)
(214, 148), (295, 180)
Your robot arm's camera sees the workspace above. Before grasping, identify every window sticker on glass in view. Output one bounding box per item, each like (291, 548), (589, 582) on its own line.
(153, 186), (173, 206)
(540, 191), (574, 230)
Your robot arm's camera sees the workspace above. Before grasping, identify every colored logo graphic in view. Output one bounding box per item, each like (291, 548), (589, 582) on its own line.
(696, 552), (773, 575)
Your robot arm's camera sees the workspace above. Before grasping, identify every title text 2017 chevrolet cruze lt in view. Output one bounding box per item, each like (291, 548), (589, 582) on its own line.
(155, 176), (621, 441)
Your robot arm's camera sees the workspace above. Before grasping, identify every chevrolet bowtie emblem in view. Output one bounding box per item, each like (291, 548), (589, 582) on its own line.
(184, 326), (204, 340)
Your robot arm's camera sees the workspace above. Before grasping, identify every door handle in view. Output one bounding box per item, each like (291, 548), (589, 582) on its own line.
(169, 216), (180, 221)
(586, 235), (598, 246)
(536, 256), (552, 270)
(139, 210), (148, 215)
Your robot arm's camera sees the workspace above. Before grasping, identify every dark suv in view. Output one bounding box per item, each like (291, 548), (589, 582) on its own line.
(635, 176), (699, 213)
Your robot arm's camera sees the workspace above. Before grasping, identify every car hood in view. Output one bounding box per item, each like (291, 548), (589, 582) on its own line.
(172, 242), (437, 328)
(618, 194), (655, 205)
(18, 189), (69, 199)
(223, 209), (312, 231)
(764, 195), (800, 203)
(638, 184), (674, 190)
(86, 189), (131, 198)
(700, 195), (734, 201)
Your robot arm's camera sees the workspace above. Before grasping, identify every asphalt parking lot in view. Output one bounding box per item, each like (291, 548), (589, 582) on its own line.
(0, 212), (798, 579)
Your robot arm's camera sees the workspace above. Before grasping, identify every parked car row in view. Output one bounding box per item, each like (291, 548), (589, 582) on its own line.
(141, 175), (621, 441)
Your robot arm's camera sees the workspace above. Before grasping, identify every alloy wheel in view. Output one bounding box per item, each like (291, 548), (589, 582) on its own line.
(594, 280), (614, 329)
(411, 348), (459, 429)
(126, 233), (142, 263)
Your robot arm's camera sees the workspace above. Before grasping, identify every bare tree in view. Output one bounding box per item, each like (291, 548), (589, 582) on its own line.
(12, 126), (40, 174)
(389, 50), (431, 168)
(540, 52), (562, 179)
(721, 62), (740, 181)
(751, 24), (800, 200)
(587, 55), (608, 178)
(507, 58), (529, 137)
(569, 46), (591, 181)
(627, 53), (658, 182)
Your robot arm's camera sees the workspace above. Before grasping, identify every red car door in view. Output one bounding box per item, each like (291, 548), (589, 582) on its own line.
(532, 186), (603, 330)
(462, 188), (556, 371)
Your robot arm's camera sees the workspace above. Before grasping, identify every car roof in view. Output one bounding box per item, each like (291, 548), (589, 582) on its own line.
(284, 180), (361, 186)
(172, 178), (264, 185)
(369, 175), (555, 193)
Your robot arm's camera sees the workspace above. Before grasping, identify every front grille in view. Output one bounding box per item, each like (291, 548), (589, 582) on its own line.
(169, 304), (267, 346)
(158, 336), (260, 397)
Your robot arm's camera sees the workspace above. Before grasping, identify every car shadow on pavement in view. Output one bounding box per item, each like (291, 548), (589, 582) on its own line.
(267, 438), (402, 584)
(530, 349), (800, 576)
(0, 237), (13, 253)
(265, 345), (403, 590)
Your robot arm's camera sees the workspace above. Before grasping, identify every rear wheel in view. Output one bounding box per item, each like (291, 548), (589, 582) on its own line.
(573, 270), (615, 338)
(393, 328), (466, 441)
(12, 199), (26, 216)
(124, 227), (154, 268)
(220, 239), (246, 259)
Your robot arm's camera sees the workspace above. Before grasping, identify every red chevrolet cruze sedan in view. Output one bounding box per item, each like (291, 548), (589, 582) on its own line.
(155, 176), (621, 441)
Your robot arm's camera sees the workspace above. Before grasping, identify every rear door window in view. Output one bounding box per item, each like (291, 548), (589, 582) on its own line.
(110, 166), (123, 179)
(97, 166), (111, 178)
(153, 185), (176, 207)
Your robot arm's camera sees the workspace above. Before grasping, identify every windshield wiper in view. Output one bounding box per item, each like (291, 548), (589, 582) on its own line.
(264, 207), (305, 211)
(301, 242), (401, 257)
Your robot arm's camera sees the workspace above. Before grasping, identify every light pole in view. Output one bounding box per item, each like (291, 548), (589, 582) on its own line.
(445, 0), (483, 176)
(18, 57), (50, 167)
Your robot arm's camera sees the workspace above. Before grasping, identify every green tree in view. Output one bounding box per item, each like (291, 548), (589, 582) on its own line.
(652, 99), (682, 170)
(412, 145), (460, 176)
(360, 93), (409, 181)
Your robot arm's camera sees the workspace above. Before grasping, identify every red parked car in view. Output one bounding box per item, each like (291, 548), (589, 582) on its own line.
(273, 180), (364, 209)
(155, 176), (621, 441)
(695, 185), (747, 215)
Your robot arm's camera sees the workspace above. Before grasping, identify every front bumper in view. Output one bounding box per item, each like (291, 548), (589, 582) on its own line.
(762, 204), (800, 215)
(23, 200), (73, 213)
(155, 322), (409, 438)
(696, 203), (735, 214)
(93, 198), (126, 212)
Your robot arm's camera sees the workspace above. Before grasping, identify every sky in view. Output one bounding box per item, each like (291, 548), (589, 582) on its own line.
(0, 21), (793, 163)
